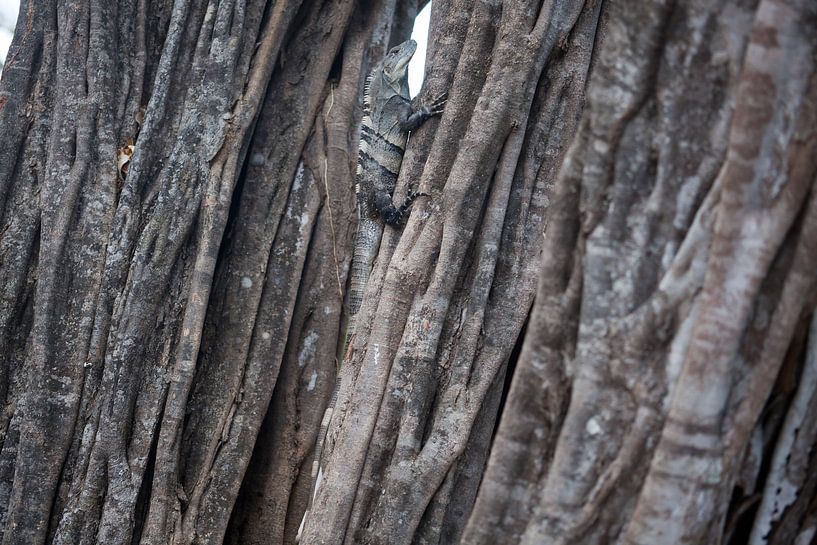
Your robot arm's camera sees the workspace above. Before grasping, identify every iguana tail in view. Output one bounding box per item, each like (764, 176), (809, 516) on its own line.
(339, 215), (380, 356)
(296, 216), (382, 543)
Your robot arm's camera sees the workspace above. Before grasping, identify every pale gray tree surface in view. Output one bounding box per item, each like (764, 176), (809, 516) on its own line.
(0, 1), (815, 545)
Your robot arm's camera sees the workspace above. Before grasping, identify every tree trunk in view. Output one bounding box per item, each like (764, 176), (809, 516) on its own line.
(463, 1), (817, 544)
(0, 0), (363, 542)
(2, 1), (816, 545)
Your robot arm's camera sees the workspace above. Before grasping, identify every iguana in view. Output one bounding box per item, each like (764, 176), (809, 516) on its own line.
(296, 39), (445, 541)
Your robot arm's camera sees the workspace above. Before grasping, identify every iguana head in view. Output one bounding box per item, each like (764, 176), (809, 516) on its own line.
(363, 39), (417, 120)
(381, 39), (416, 86)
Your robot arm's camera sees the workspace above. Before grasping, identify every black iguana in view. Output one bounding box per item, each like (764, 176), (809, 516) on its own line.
(296, 39), (445, 541)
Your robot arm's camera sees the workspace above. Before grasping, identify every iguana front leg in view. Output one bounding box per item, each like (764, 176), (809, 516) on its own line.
(398, 93), (447, 132)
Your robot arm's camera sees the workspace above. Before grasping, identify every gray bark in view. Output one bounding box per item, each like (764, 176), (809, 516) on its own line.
(0, 0), (360, 542)
(2, 0), (816, 544)
(464, 0), (817, 544)
(300, 1), (603, 543)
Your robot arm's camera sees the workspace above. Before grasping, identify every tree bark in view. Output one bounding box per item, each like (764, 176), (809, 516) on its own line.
(2, 0), (817, 544)
(300, 1), (603, 543)
(0, 0), (359, 543)
(463, 1), (817, 544)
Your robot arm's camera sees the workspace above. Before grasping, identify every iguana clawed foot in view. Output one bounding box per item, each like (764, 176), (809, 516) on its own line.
(426, 92), (447, 116)
(379, 190), (429, 227)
